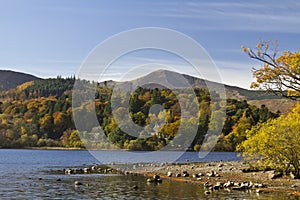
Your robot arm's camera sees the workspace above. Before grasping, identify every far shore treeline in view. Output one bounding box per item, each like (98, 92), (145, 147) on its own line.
(0, 75), (278, 151)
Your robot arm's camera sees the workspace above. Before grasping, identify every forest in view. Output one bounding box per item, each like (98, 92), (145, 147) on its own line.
(0, 76), (278, 151)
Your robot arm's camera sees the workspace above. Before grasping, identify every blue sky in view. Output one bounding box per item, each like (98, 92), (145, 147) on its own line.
(1, 0), (299, 89)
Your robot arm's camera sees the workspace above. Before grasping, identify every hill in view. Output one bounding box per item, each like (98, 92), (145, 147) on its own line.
(0, 70), (40, 91)
(110, 69), (287, 112)
(0, 69), (290, 113)
(113, 69), (279, 100)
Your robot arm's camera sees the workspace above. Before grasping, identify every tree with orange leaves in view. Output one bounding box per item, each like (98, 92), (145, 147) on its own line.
(242, 40), (300, 100)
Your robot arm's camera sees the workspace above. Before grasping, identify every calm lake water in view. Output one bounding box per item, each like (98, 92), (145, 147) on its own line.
(0, 149), (297, 199)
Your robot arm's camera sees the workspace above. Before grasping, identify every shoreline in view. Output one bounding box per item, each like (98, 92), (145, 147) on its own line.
(138, 161), (300, 196)
(57, 160), (300, 197)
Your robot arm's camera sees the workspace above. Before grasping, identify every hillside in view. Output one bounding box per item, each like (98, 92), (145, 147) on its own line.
(0, 74), (278, 151)
(113, 69), (279, 100)
(0, 70), (40, 91)
(0, 69), (288, 114)
(111, 70), (284, 111)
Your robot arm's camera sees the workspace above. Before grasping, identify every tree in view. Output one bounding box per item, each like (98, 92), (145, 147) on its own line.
(242, 40), (300, 100)
(237, 104), (300, 177)
(69, 130), (83, 148)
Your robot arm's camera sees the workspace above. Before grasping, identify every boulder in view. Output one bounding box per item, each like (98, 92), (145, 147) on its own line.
(183, 172), (189, 177)
(192, 174), (200, 178)
(132, 185), (138, 189)
(223, 181), (234, 188)
(204, 190), (211, 195)
(74, 181), (82, 186)
(147, 178), (154, 183)
(153, 175), (160, 180)
(83, 167), (90, 173)
(206, 171), (216, 177)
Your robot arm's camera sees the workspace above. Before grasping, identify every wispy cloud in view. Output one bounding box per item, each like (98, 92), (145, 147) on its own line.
(142, 0), (300, 33)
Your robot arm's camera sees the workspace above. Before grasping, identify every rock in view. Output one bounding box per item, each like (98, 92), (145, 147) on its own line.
(148, 175), (162, 183)
(257, 183), (267, 188)
(198, 173), (204, 177)
(74, 181), (82, 186)
(204, 182), (212, 188)
(204, 190), (211, 195)
(231, 185), (247, 191)
(234, 182), (241, 187)
(197, 178), (202, 181)
(65, 169), (73, 174)
(290, 172), (296, 179)
(183, 172), (189, 177)
(156, 178), (163, 183)
(206, 171), (215, 177)
(56, 178), (62, 181)
(213, 183), (222, 190)
(269, 171), (283, 179)
(224, 181), (234, 188)
(108, 168), (113, 173)
(153, 175), (160, 180)
(249, 182), (254, 188)
(132, 185), (138, 189)
(167, 171), (173, 177)
(268, 173), (275, 179)
(176, 173), (181, 177)
(83, 167), (90, 173)
(218, 163), (224, 168)
(192, 174), (200, 178)
(147, 178), (154, 183)
(256, 189), (262, 193)
(291, 185), (297, 188)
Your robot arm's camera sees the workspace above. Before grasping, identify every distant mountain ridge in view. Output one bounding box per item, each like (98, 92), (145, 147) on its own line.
(110, 69), (280, 101)
(0, 70), (40, 91)
(0, 69), (293, 113)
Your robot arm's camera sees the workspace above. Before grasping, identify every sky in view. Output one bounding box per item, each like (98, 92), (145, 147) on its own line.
(0, 0), (300, 89)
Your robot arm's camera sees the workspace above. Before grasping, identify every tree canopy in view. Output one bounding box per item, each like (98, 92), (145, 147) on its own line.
(237, 103), (300, 177)
(0, 77), (278, 151)
(242, 40), (300, 100)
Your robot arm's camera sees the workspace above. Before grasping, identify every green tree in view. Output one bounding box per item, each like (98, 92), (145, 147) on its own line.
(69, 130), (83, 148)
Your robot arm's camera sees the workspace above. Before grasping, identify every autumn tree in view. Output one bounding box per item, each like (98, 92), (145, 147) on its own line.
(237, 104), (300, 177)
(242, 40), (300, 100)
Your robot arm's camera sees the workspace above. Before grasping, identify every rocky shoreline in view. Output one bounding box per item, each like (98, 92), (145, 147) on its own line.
(59, 161), (300, 197)
(140, 161), (300, 196)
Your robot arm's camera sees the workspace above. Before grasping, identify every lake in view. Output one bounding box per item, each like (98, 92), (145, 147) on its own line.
(0, 149), (297, 199)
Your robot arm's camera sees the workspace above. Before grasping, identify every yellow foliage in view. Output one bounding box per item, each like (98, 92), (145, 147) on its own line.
(237, 103), (300, 175)
(16, 81), (34, 91)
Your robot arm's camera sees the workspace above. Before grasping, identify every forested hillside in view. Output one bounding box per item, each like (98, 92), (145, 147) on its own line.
(0, 75), (278, 150)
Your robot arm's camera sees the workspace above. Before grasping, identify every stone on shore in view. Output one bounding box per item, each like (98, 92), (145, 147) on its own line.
(74, 181), (82, 186)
